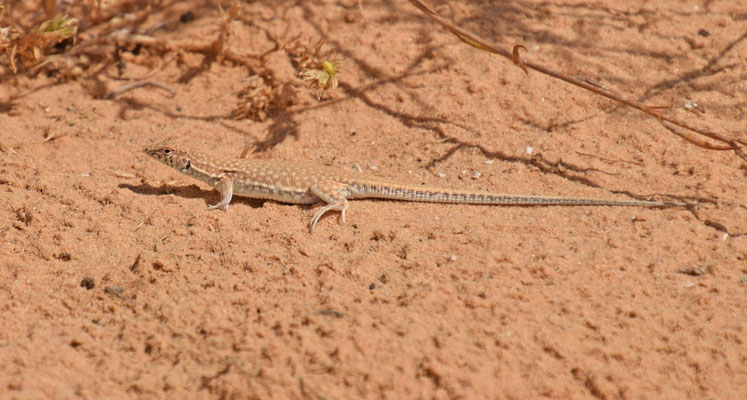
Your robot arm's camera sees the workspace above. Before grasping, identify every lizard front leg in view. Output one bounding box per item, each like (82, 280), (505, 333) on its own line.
(207, 176), (233, 211)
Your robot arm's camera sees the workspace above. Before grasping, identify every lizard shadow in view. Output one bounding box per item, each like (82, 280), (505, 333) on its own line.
(119, 183), (269, 209)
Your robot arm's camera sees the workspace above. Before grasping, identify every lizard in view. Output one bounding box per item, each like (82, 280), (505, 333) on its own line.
(144, 136), (685, 231)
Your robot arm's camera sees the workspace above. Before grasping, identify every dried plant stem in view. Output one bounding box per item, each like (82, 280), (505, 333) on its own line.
(405, 0), (744, 160)
(104, 80), (175, 99)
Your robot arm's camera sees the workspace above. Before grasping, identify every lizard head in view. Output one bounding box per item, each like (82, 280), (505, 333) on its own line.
(144, 136), (192, 172)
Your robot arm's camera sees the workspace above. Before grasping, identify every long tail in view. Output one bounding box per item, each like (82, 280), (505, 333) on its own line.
(348, 181), (685, 207)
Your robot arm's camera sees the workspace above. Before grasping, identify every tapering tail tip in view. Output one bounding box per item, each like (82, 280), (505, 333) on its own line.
(658, 199), (693, 207)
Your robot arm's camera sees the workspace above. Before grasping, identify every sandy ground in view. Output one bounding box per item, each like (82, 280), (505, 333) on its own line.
(1, 0), (745, 398)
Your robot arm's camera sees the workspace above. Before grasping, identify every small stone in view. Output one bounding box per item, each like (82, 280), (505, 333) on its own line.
(678, 265), (710, 276)
(80, 277), (95, 290)
(105, 286), (124, 297)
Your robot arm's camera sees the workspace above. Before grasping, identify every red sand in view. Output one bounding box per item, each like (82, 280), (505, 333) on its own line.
(1, 1), (745, 398)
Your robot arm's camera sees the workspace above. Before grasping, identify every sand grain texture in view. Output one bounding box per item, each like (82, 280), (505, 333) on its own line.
(1, 1), (745, 399)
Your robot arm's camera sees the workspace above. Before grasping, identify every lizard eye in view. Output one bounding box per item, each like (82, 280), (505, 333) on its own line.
(163, 149), (171, 155)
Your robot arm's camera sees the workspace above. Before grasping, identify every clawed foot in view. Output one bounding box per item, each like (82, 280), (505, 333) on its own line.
(208, 201), (229, 211)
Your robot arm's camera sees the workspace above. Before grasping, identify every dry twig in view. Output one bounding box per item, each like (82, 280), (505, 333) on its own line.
(405, 0), (744, 160)
(104, 80), (175, 99)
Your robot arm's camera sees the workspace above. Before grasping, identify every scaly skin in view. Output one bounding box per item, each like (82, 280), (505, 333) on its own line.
(144, 136), (685, 230)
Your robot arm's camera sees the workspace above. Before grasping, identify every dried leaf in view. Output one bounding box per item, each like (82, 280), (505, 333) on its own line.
(232, 75), (294, 121)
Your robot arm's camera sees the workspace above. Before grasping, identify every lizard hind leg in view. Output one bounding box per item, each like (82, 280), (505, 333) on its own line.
(308, 180), (352, 231)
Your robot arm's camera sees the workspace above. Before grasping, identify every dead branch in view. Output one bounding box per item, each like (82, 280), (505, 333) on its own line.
(405, 0), (744, 161)
(104, 80), (175, 99)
